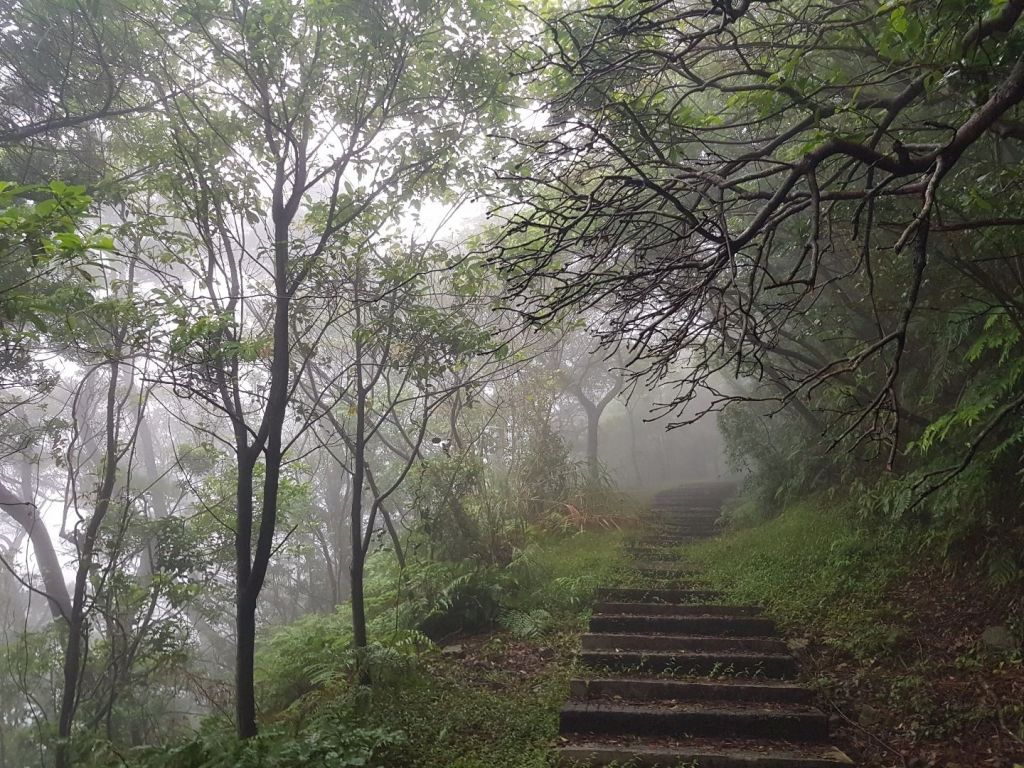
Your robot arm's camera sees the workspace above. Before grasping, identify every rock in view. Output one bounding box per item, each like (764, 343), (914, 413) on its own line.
(982, 625), (1017, 651)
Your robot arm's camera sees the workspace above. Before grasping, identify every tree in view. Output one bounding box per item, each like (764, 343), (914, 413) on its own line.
(552, 329), (624, 483)
(146, 0), (514, 736)
(299, 242), (518, 655)
(494, 0), (1024, 491)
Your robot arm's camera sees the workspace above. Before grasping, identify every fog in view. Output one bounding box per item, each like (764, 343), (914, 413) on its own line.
(4, 0), (1024, 763)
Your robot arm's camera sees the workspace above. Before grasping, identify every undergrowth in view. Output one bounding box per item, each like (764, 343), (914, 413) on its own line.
(107, 527), (624, 768)
(684, 497), (1024, 764)
(684, 501), (905, 656)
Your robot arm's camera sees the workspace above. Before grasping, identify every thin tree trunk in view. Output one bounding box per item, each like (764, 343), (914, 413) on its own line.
(350, 305), (369, 655)
(627, 413), (643, 487)
(584, 402), (600, 482)
(56, 356), (122, 768)
(233, 158), (298, 738)
(233, 452), (258, 739)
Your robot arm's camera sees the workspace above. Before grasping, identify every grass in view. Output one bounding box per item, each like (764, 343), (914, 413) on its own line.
(359, 637), (572, 768)
(679, 497), (1024, 765)
(681, 500), (906, 657)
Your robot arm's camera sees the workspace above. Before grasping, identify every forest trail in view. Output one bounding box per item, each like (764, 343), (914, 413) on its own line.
(556, 483), (855, 768)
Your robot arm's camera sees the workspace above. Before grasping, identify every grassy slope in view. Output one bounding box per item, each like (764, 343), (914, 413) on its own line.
(683, 502), (903, 654)
(683, 501), (1024, 766)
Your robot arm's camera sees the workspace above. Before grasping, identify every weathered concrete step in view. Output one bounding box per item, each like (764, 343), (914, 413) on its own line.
(648, 508), (721, 516)
(631, 561), (700, 571)
(557, 739), (853, 768)
(569, 677), (814, 705)
(559, 701), (828, 741)
(638, 537), (715, 546)
(637, 536), (713, 546)
(595, 587), (722, 603)
(626, 551), (686, 561)
(650, 500), (722, 507)
(594, 602), (763, 616)
(643, 526), (719, 537)
(590, 613), (776, 637)
(649, 510), (721, 518)
(630, 536), (708, 544)
(581, 633), (788, 654)
(581, 649), (797, 678)
(647, 512), (721, 521)
(646, 518), (720, 528)
(626, 546), (684, 555)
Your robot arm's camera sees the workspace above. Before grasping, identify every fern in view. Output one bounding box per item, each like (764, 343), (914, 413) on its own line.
(498, 608), (553, 638)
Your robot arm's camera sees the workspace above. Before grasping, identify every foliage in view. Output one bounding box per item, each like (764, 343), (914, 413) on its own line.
(96, 524), (621, 768)
(685, 500), (906, 657)
(118, 713), (404, 768)
(0, 181), (109, 385)
(493, 0), (1024, 579)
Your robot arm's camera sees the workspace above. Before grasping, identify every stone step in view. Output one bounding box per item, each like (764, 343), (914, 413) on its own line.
(649, 514), (721, 519)
(625, 549), (685, 560)
(636, 536), (712, 546)
(590, 613), (776, 637)
(568, 677), (815, 705)
(638, 536), (716, 545)
(594, 602), (763, 616)
(559, 701), (828, 741)
(650, 501), (722, 508)
(581, 633), (788, 655)
(648, 507), (721, 515)
(581, 649), (797, 678)
(644, 525), (719, 536)
(595, 587), (722, 603)
(630, 536), (704, 544)
(629, 564), (701, 577)
(647, 512), (720, 524)
(557, 738), (853, 768)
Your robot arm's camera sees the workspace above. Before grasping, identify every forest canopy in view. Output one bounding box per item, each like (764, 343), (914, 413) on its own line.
(2, 0), (1024, 765)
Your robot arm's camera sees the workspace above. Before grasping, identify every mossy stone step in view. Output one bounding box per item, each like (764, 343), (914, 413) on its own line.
(557, 740), (853, 768)
(581, 632), (788, 654)
(590, 613), (777, 637)
(636, 536), (713, 546)
(559, 701), (828, 741)
(581, 649), (798, 678)
(568, 677), (815, 705)
(593, 602), (763, 617)
(595, 587), (722, 603)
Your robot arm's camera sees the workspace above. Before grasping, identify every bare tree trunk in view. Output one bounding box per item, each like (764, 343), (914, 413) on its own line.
(569, 383), (619, 484)
(233, 450), (258, 739)
(350, 309), (369, 655)
(0, 481), (71, 621)
(56, 356), (123, 768)
(583, 401), (600, 482)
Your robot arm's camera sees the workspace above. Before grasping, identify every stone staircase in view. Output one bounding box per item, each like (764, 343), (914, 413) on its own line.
(556, 483), (854, 768)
